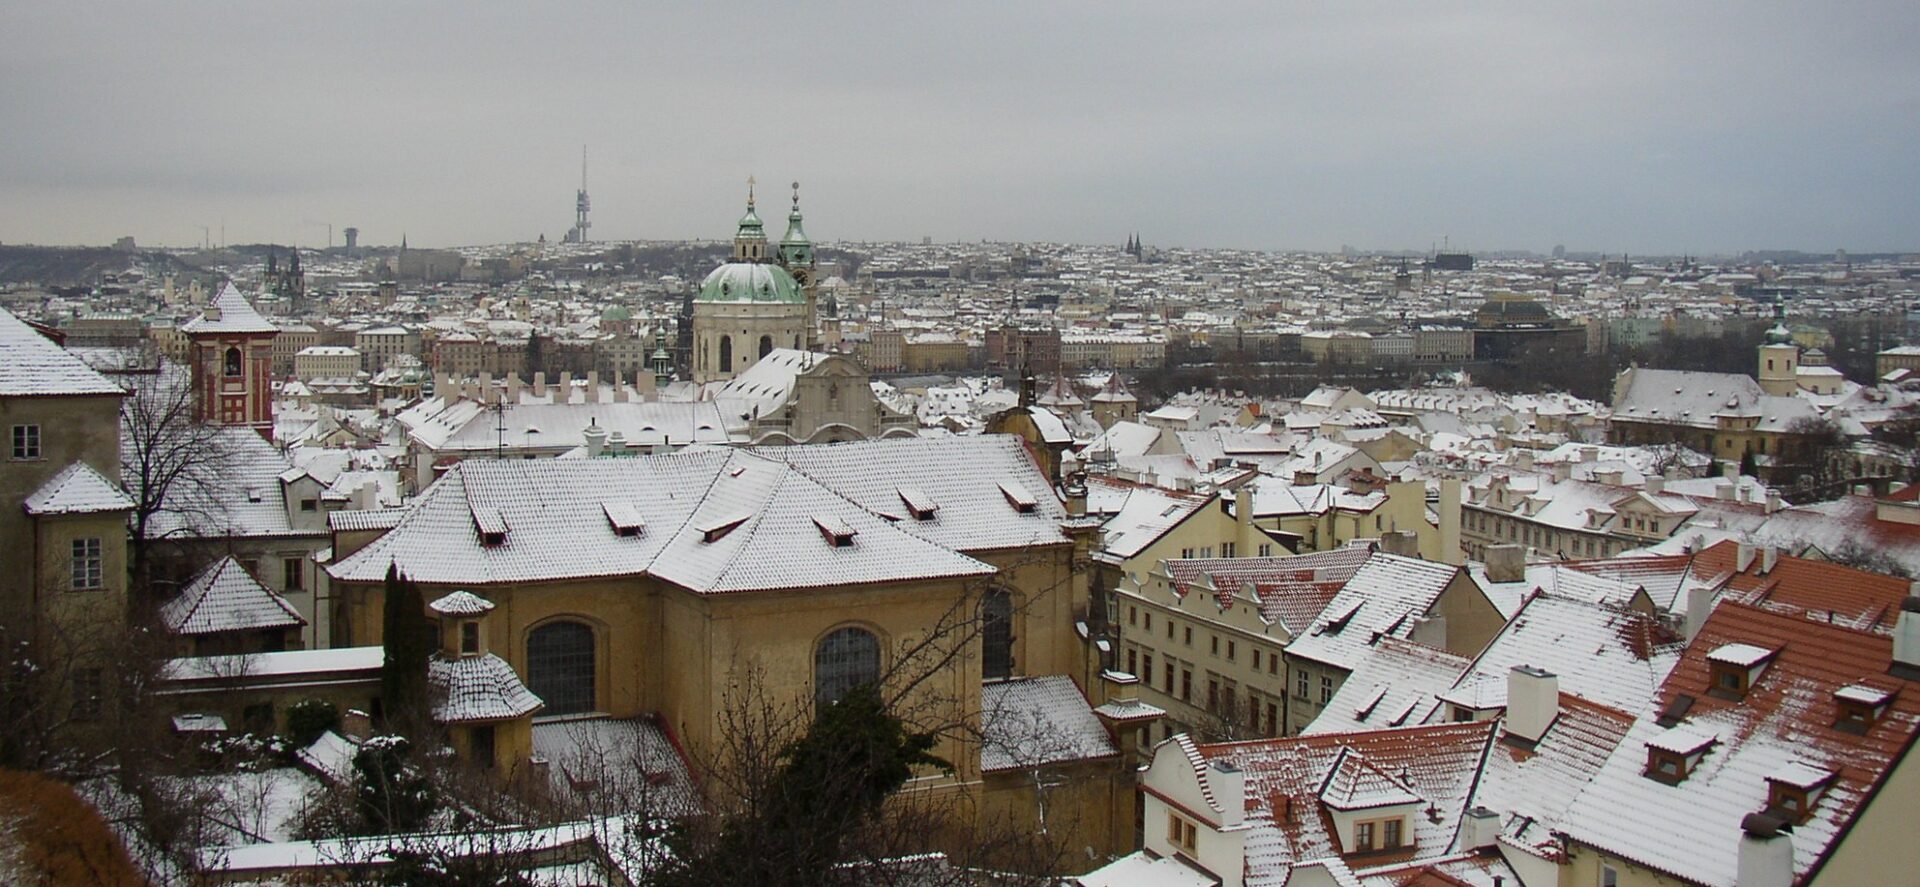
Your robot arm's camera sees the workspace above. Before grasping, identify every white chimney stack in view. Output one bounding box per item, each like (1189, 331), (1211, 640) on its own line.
(585, 371), (600, 403)
(611, 369), (628, 403)
(1645, 475), (1664, 494)
(1737, 542), (1757, 572)
(583, 421), (608, 459)
(1460, 806), (1501, 851)
(1506, 665), (1559, 745)
(506, 371), (523, 403)
(533, 371), (547, 398)
(1485, 544), (1526, 584)
(1893, 596), (1920, 675)
(1209, 760), (1245, 828)
(1687, 585), (1720, 644)
(1736, 813), (1795, 887)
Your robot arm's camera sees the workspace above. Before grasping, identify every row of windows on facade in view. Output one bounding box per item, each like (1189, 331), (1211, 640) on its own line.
(1123, 643), (1290, 738)
(63, 546), (308, 594)
(1126, 605), (1274, 669)
(1466, 510), (1622, 559)
(518, 593), (1016, 719)
(698, 334), (796, 371)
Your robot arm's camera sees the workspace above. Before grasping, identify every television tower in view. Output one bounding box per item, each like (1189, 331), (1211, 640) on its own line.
(567, 146), (591, 243)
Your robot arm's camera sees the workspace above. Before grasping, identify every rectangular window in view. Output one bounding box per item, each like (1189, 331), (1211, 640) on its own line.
(1258, 543), (1272, 556)
(460, 620), (480, 655)
(70, 538), (103, 590)
(1184, 626), (1193, 646)
(1128, 606), (1137, 627)
(1251, 649), (1261, 669)
(1266, 702), (1279, 736)
(1354, 820), (1375, 852)
(1143, 612), (1151, 631)
(1127, 648), (1137, 675)
(1383, 818), (1402, 848)
(1227, 640), (1236, 661)
(1222, 542), (1235, 557)
(1208, 679), (1219, 711)
(1296, 669), (1309, 699)
(1182, 669), (1193, 702)
(1210, 635), (1219, 656)
(1269, 654), (1279, 675)
(1600, 864), (1620, 887)
(1167, 620), (1174, 640)
(1162, 658), (1173, 693)
(1321, 675), (1334, 703)
(283, 558), (303, 591)
(11, 424), (41, 460)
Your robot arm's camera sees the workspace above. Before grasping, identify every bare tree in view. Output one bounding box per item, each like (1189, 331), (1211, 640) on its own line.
(118, 362), (239, 599)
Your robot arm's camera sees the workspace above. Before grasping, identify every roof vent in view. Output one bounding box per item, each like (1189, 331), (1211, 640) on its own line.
(897, 486), (939, 520)
(602, 501), (645, 537)
(472, 504), (509, 546)
(999, 481), (1038, 513)
(700, 514), (750, 543)
(812, 515), (858, 548)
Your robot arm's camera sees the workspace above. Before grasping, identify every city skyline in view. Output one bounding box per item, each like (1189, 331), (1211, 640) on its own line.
(4, 2), (1918, 254)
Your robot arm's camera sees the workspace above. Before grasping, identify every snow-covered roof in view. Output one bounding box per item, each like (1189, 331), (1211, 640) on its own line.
(160, 646), (384, 683)
(23, 461), (133, 515)
(182, 283), (278, 335)
(0, 306), (126, 397)
(531, 714), (703, 818)
(429, 653), (543, 723)
(980, 675), (1119, 772)
(330, 442), (1030, 593)
(1302, 637), (1467, 735)
(1091, 477), (1213, 561)
(429, 589), (495, 616)
(1285, 553), (1466, 672)
(1554, 602), (1920, 886)
(161, 556), (306, 636)
(1437, 593), (1680, 716)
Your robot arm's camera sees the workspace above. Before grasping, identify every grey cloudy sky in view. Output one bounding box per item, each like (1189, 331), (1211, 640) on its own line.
(3, 2), (1917, 254)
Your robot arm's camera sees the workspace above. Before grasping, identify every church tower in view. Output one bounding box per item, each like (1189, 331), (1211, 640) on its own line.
(690, 179), (811, 384)
(1757, 313), (1800, 397)
(777, 182), (819, 350)
(183, 283), (278, 435)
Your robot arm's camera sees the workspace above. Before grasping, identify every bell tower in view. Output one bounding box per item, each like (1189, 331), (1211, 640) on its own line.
(184, 283), (278, 435)
(1757, 304), (1800, 397)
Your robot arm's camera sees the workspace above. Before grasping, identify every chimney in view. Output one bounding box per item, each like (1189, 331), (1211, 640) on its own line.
(583, 421), (608, 458)
(1760, 546), (1780, 574)
(559, 371), (573, 403)
(1063, 471), (1088, 518)
(1893, 595), (1920, 676)
(1235, 480), (1253, 534)
(436, 371), (453, 402)
(341, 709), (373, 742)
(1485, 543), (1526, 583)
(533, 371), (547, 398)
(1645, 475), (1664, 494)
(1736, 813), (1795, 887)
(1723, 461), (1739, 480)
(1716, 478), (1736, 500)
(1379, 530), (1419, 558)
(1551, 461), (1571, 483)
(1687, 585), (1719, 643)
(478, 371), (494, 405)
(1514, 450), (1534, 470)
(1460, 806), (1501, 851)
(1736, 542), (1757, 572)
(506, 371), (523, 403)
(1581, 446), (1599, 463)
(1505, 665), (1559, 745)
(1209, 761), (1245, 828)
(1766, 489), (1782, 514)
(611, 369), (628, 402)
(585, 370), (600, 403)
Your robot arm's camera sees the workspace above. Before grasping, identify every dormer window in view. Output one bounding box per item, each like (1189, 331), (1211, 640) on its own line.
(998, 481), (1038, 514)
(1834, 684), (1895, 734)
(1707, 643), (1777, 700)
(813, 515), (858, 548)
(1644, 726), (1718, 784)
(472, 505), (509, 547)
(1765, 762), (1835, 824)
(897, 487), (939, 520)
(699, 514), (750, 543)
(603, 501), (645, 537)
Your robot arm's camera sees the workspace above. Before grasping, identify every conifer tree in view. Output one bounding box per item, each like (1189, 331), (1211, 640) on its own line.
(379, 564), (434, 728)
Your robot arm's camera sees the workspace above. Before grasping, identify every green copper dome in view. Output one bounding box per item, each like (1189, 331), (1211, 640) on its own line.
(697, 262), (804, 304)
(601, 304), (632, 322)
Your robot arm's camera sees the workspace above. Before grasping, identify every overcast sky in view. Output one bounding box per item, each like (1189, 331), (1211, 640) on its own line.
(3, 2), (1917, 254)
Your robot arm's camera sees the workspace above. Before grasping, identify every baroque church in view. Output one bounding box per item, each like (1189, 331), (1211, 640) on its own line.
(689, 180), (818, 385)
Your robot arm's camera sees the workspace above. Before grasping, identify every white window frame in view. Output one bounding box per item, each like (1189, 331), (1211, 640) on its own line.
(70, 537), (103, 590)
(11, 424), (41, 460)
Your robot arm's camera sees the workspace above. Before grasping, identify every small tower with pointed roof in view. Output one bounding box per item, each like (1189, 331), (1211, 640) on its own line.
(733, 178), (768, 262)
(1090, 372), (1140, 429)
(184, 283), (279, 435)
(1757, 303), (1800, 397)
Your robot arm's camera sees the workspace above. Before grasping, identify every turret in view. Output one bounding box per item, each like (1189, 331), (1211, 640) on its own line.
(732, 177), (767, 262)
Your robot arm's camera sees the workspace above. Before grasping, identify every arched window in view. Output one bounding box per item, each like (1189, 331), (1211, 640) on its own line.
(759, 335), (773, 358)
(719, 335), (733, 371)
(224, 347), (243, 377)
(982, 590), (1014, 680)
(527, 621), (595, 715)
(815, 626), (880, 707)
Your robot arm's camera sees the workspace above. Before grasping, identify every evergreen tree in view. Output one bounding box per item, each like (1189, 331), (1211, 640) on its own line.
(353, 735), (437, 834)
(379, 564), (434, 728)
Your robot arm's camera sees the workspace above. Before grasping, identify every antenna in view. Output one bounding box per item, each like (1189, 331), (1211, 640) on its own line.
(568, 145), (592, 243)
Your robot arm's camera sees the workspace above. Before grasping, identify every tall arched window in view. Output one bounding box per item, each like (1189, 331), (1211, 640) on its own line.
(982, 590), (1014, 680)
(719, 335), (733, 371)
(759, 335), (773, 358)
(815, 626), (880, 707)
(527, 621), (596, 715)
(224, 347), (243, 377)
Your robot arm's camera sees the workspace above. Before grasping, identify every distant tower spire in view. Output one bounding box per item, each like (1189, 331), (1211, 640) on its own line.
(568, 145), (592, 243)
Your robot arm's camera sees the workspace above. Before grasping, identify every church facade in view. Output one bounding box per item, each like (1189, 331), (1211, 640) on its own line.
(690, 182), (819, 384)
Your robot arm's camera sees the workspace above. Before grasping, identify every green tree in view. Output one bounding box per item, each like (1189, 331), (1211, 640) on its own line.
(353, 735), (438, 835)
(654, 683), (949, 886)
(379, 564), (434, 729)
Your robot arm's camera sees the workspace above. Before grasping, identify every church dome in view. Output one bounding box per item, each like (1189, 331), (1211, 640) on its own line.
(601, 304), (632, 322)
(697, 262), (804, 304)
